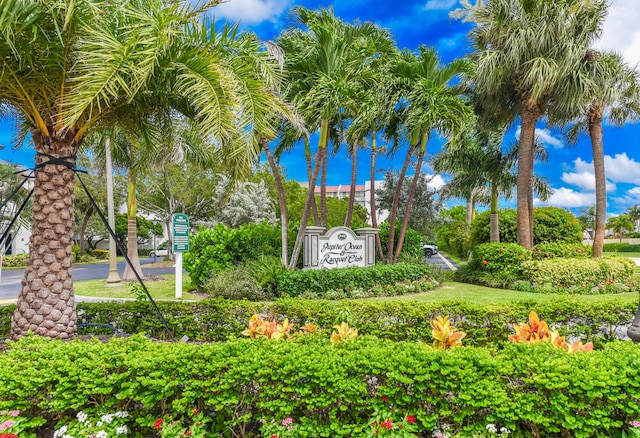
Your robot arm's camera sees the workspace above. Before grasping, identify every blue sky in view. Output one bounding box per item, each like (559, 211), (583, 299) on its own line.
(2, 0), (640, 217)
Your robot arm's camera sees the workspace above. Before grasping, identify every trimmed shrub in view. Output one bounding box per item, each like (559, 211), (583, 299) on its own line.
(274, 263), (436, 298)
(603, 242), (640, 252)
(90, 248), (108, 259)
(3, 336), (640, 437)
(531, 242), (592, 260)
(520, 257), (636, 293)
(470, 207), (583, 246)
(201, 267), (268, 301)
(471, 243), (531, 274)
(0, 253), (28, 267)
(2, 295), (636, 346)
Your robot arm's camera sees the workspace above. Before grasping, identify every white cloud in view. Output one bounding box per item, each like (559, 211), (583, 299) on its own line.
(561, 171), (616, 192)
(611, 186), (640, 206)
(423, 0), (458, 11)
(598, 0), (640, 67)
(210, 0), (291, 24)
(535, 187), (595, 208)
(515, 126), (564, 149)
(425, 174), (446, 190)
(604, 153), (640, 184)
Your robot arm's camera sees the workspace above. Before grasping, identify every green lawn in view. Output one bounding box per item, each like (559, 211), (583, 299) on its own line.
(74, 274), (203, 301)
(367, 281), (640, 306)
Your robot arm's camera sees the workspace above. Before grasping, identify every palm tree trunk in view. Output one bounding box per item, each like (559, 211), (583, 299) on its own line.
(304, 140), (320, 225)
(387, 143), (415, 264)
(490, 183), (500, 242)
(262, 137), (289, 266)
(345, 142), (357, 227)
(369, 132), (385, 262)
(289, 119), (329, 270)
(122, 171), (144, 282)
(79, 205), (94, 256)
(465, 197), (473, 231)
(319, 148), (328, 228)
(517, 103), (538, 249)
(394, 139), (426, 260)
(589, 107), (606, 258)
(11, 131), (77, 340)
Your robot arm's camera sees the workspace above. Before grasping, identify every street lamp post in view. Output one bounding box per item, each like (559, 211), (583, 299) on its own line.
(153, 219), (157, 263)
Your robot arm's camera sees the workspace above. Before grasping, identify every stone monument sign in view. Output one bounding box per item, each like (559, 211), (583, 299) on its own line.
(303, 226), (378, 269)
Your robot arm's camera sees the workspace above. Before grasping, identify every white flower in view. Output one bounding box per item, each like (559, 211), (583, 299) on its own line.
(53, 426), (68, 438)
(486, 423), (498, 434)
(115, 411), (129, 418)
(62, 434), (73, 438)
(96, 421), (103, 427)
(500, 427), (511, 435)
(101, 413), (114, 424)
(96, 430), (108, 438)
(116, 425), (129, 435)
(77, 411), (88, 423)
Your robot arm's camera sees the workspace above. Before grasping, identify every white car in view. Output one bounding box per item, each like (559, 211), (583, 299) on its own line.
(423, 244), (438, 257)
(149, 241), (170, 258)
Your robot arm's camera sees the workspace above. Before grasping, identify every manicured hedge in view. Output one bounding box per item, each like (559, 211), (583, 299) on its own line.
(520, 258), (636, 290)
(274, 263), (436, 298)
(2, 297), (638, 346)
(2, 335), (640, 437)
(1, 253), (28, 267)
(603, 242), (640, 252)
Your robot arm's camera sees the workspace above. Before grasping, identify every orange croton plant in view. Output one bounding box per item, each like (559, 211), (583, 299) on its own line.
(430, 315), (466, 350)
(242, 314), (293, 340)
(509, 311), (593, 353)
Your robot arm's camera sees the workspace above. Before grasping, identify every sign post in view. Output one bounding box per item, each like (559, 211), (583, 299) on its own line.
(172, 214), (190, 299)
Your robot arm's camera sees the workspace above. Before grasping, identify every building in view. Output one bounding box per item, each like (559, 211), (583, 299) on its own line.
(298, 180), (388, 225)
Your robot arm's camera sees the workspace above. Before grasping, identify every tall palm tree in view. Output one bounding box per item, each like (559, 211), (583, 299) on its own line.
(1, 0), (294, 339)
(454, 0), (607, 248)
(562, 52), (640, 258)
(279, 7), (388, 269)
(385, 47), (472, 262)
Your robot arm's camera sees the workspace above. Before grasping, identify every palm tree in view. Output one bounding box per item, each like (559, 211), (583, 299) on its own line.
(454, 0), (607, 248)
(1, 0), (294, 339)
(607, 215), (634, 242)
(279, 7), (388, 269)
(627, 205), (640, 234)
(385, 47), (472, 262)
(562, 52), (640, 258)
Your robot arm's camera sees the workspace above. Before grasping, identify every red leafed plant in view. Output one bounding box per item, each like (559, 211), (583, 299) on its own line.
(510, 311), (593, 353)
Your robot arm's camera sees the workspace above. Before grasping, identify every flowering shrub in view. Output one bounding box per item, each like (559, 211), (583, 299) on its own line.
(260, 416), (298, 438)
(509, 311), (593, 353)
(151, 409), (210, 438)
(472, 243), (531, 274)
(242, 314), (293, 340)
(54, 410), (130, 438)
(430, 315), (465, 350)
(624, 420), (640, 437)
(366, 396), (418, 437)
(0, 409), (44, 438)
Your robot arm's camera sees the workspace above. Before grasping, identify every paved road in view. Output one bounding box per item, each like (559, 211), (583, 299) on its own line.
(0, 258), (176, 302)
(425, 252), (459, 271)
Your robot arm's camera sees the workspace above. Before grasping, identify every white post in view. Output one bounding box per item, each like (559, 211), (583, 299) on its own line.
(175, 252), (183, 299)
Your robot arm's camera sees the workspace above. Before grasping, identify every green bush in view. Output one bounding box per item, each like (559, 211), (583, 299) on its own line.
(3, 335), (640, 437)
(520, 257), (636, 293)
(470, 207), (583, 246)
(274, 263), (436, 298)
(435, 219), (469, 259)
(531, 242), (592, 259)
(603, 242), (640, 252)
(0, 294), (630, 345)
(184, 222), (284, 287)
(471, 243), (531, 274)
(202, 267), (268, 301)
(1, 253), (28, 267)
(90, 248), (109, 259)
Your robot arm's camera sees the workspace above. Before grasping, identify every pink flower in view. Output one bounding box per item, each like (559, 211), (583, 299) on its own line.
(0, 420), (14, 431)
(8, 412), (19, 418)
(282, 417), (293, 426)
(631, 420), (640, 428)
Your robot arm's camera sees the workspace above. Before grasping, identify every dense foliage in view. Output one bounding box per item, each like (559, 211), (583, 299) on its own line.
(469, 208), (583, 246)
(2, 335), (640, 437)
(1, 296), (636, 346)
(603, 242), (640, 252)
(378, 221), (425, 257)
